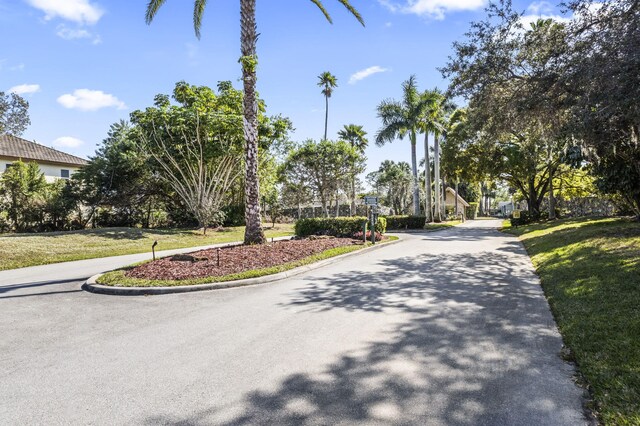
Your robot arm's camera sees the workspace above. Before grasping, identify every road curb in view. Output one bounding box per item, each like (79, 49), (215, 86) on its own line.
(83, 236), (403, 296)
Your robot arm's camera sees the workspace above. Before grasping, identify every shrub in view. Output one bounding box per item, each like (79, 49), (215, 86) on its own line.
(510, 210), (549, 226)
(466, 202), (479, 220)
(295, 216), (386, 238)
(510, 210), (533, 226)
(353, 230), (383, 241)
(375, 216), (387, 234)
(384, 215), (426, 230)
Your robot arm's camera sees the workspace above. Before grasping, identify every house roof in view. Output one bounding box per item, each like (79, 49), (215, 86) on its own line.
(445, 187), (471, 207)
(0, 134), (88, 167)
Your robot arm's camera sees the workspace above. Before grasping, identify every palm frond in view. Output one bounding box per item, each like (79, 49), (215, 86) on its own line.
(309, 0), (333, 24)
(336, 0), (365, 26)
(193, 0), (208, 39)
(145, 0), (168, 24)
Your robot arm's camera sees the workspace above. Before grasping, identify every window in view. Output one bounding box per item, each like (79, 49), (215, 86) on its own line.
(61, 169), (70, 179)
(5, 163), (13, 170)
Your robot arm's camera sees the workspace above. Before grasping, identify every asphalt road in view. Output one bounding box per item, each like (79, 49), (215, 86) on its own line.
(0, 220), (588, 425)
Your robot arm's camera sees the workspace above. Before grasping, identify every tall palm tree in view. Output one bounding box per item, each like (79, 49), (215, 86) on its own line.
(145, 1), (364, 244)
(376, 76), (429, 216)
(419, 89), (444, 223)
(318, 72), (338, 140)
(337, 124), (368, 215)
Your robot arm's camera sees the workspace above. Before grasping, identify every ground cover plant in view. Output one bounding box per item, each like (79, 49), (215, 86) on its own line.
(97, 236), (398, 287)
(504, 217), (640, 425)
(0, 224), (294, 271)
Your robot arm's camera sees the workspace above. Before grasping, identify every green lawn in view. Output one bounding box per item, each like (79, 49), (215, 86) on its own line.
(97, 236), (399, 287)
(0, 224), (295, 271)
(503, 217), (640, 425)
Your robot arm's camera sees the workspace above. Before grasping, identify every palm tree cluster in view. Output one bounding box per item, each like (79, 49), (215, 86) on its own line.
(375, 76), (454, 223)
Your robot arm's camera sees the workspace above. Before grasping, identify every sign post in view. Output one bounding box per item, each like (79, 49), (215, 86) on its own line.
(513, 210), (521, 228)
(364, 196), (379, 245)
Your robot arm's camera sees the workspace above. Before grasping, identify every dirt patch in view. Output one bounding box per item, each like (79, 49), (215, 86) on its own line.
(125, 238), (361, 281)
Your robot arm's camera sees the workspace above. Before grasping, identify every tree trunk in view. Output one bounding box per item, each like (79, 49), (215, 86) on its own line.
(335, 189), (340, 217)
(410, 131), (420, 216)
(241, 0), (265, 245)
(528, 178), (540, 217)
(455, 180), (459, 218)
(433, 132), (442, 222)
(424, 131), (433, 224)
(549, 168), (556, 220)
(350, 166), (356, 216)
(324, 95), (329, 141)
(442, 176), (447, 219)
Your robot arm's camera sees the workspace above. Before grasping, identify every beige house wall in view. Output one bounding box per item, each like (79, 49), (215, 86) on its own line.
(0, 156), (82, 183)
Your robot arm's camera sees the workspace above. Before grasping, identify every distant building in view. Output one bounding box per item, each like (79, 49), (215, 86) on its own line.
(0, 134), (88, 183)
(498, 201), (514, 216)
(444, 187), (470, 217)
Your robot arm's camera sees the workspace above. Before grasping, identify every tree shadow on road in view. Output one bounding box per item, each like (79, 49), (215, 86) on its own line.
(145, 250), (586, 425)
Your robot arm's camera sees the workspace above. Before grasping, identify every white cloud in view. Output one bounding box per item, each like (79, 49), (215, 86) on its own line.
(26, 0), (104, 25)
(527, 1), (554, 14)
(0, 60), (25, 72)
(520, 1), (571, 29)
(56, 25), (90, 39)
(186, 42), (199, 66)
(57, 89), (127, 111)
(379, 0), (486, 20)
(349, 66), (389, 84)
(8, 83), (40, 95)
(55, 24), (101, 43)
(519, 13), (571, 28)
(53, 136), (84, 148)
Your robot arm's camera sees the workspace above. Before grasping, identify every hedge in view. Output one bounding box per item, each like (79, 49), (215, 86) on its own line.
(384, 215), (427, 230)
(295, 216), (387, 238)
(466, 202), (479, 220)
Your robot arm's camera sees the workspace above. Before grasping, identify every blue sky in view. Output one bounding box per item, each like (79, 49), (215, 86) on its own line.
(1, 0), (565, 176)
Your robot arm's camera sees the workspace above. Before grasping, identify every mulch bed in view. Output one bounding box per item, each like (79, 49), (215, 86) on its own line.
(125, 237), (361, 281)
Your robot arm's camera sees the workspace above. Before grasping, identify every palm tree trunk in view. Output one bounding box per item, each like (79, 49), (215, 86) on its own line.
(410, 131), (420, 216)
(433, 132), (442, 222)
(350, 176), (356, 216)
(241, 0), (265, 245)
(424, 131), (432, 223)
(324, 95), (329, 140)
(454, 180), (459, 218)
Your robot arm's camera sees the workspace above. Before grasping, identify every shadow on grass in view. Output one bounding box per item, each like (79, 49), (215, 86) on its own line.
(512, 219), (640, 422)
(0, 227), (198, 240)
(145, 247), (585, 425)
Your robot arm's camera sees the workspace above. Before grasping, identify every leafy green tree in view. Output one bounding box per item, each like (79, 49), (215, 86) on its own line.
(367, 160), (413, 215)
(562, 0), (640, 218)
(0, 161), (46, 231)
(281, 139), (364, 217)
(41, 180), (81, 231)
(318, 71), (338, 140)
(145, 0), (364, 243)
(74, 120), (163, 228)
(131, 82), (247, 234)
(337, 124), (368, 215)
(376, 76), (430, 216)
(442, 4), (573, 218)
(0, 91), (30, 136)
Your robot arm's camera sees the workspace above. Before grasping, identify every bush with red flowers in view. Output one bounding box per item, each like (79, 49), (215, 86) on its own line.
(353, 230), (382, 241)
